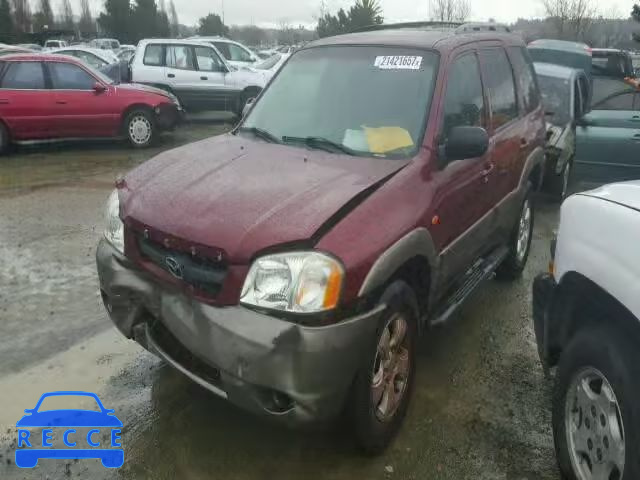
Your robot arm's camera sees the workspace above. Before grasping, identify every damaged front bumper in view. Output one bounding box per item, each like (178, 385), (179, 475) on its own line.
(96, 239), (384, 425)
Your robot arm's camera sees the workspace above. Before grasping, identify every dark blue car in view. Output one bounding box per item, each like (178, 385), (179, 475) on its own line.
(15, 391), (123, 468)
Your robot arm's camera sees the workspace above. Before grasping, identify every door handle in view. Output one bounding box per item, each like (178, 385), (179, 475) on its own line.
(0, 99), (9, 104)
(200, 76), (208, 80)
(167, 73), (175, 78)
(56, 101), (67, 105)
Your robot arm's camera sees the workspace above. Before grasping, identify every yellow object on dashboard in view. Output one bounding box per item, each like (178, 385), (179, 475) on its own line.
(363, 126), (414, 154)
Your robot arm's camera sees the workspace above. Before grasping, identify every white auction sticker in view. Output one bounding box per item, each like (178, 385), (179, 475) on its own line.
(374, 55), (423, 70)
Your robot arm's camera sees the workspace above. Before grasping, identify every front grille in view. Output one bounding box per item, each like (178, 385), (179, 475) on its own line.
(148, 319), (222, 388)
(137, 235), (227, 297)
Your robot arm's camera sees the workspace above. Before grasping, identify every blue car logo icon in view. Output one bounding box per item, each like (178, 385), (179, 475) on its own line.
(15, 391), (123, 468)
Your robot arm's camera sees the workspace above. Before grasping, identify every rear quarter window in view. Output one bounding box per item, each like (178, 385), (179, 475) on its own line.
(143, 45), (164, 66)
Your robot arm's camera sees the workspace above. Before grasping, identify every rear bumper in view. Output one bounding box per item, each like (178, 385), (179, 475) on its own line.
(532, 273), (557, 368)
(96, 239), (383, 425)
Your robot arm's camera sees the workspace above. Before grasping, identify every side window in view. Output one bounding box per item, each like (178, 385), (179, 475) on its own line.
(213, 42), (231, 60)
(442, 53), (485, 135)
(166, 45), (195, 70)
(143, 45), (164, 66)
(0, 62), (46, 89)
(593, 92), (637, 111)
(228, 44), (253, 62)
(49, 62), (96, 90)
(194, 47), (225, 72)
(508, 46), (540, 114)
(479, 48), (519, 130)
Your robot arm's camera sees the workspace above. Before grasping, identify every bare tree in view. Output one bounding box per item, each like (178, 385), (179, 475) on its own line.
(12, 0), (32, 34)
(168, 0), (179, 37)
(429, 0), (471, 22)
(540, 0), (595, 40)
(78, 0), (94, 35)
(59, 0), (74, 30)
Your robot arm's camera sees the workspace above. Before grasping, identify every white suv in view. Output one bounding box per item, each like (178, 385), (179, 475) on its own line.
(187, 36), (260, 68)
(533, 182), (640, 480)
(131, 39), (266, 115)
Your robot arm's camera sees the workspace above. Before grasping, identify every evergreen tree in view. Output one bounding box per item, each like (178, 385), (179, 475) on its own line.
(0, 0), (14, 43)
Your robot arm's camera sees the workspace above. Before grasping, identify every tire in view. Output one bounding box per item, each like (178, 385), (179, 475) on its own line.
(124, 109), (155, 148)
(495, 186), (534, 280)
(351, 281), (418, 455)
(0, 122), (9, 155)
(552, 325), (640, 480)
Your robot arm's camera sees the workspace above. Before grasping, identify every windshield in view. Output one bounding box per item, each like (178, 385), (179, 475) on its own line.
(537, 75), (571, 125)
(592, 53), (631, 78)
(256, 53), (282, 70)
(242, 46), (439, 158)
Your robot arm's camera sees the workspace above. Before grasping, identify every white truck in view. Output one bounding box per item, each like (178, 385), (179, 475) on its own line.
(533, 181), (640, 480)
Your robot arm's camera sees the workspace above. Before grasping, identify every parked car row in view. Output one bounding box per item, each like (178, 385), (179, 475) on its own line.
(0, 54), (183, 153)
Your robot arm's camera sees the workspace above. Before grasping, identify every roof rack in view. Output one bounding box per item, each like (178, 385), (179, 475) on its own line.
(353, 21), (463, 33)
(455, 22), (512, 34)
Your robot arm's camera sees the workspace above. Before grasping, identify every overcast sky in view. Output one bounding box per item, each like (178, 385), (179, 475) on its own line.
(84, 0), (634, 28)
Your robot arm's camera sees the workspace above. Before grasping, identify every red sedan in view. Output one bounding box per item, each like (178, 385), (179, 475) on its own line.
(0, 54), (183, 154)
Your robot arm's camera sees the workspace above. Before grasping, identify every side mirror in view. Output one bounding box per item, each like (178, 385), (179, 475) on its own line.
(242, 97), (255, 117)
(444, 126), (489, 162)
(93, 82), (107, 93)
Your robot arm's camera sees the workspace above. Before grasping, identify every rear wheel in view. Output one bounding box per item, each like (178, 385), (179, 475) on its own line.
(496, 187), (533, 280)
(125, 110), (155, 148)
(351, 281), (417, 455)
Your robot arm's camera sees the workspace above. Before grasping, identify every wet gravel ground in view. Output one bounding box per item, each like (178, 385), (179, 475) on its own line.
(0, 123), (561, 479)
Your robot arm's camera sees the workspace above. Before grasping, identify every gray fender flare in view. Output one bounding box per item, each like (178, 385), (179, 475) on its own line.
(358, 228), (439, 297)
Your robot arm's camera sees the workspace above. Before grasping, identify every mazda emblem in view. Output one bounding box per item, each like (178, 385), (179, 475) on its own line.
(165, 257), (183, 279)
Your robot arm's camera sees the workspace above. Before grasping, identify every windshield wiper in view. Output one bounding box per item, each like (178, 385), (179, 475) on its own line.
(238, 126), (281, 144)
(281, 136), (362, 156)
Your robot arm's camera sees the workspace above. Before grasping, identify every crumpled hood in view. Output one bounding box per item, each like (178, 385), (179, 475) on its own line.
(121, 134), (406, 262)
(115, 83), (172, 98)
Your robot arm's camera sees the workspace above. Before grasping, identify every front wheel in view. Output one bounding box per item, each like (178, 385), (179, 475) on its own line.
(125, 110), (155, 148)
(496, 187), (533, 280)
(553, 325), (640, 480)
(351, 281), (417, 455)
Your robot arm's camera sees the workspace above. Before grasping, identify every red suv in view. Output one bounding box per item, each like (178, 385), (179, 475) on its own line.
(97, 26), (545, 452)
(0, 54), (182, 153)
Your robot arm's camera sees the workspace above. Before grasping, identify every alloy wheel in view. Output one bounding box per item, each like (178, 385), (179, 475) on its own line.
(371, 313), (411, 422)
(565, 367), (625, 480)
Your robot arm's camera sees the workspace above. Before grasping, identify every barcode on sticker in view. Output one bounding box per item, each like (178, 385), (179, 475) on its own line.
(374, 56), (423, 70)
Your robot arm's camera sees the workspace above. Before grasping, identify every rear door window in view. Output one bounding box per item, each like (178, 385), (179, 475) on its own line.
(442, 53), (486, 135)
(166, 45), (195, 70)
(508, 46), (540, 114)
(0, 62), (46, 89)
(143, 45), (164, 66)
(479, 49), (519, 130)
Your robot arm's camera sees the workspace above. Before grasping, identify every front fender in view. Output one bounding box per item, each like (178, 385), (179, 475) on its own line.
(358, 227), (438, 297)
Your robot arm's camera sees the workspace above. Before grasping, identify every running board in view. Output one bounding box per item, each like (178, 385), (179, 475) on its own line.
(429, 246), (509, 327)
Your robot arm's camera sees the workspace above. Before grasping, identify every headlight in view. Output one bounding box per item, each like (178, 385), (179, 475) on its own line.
(104, 189), (124, 254)
(240, 252), (343, 313)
